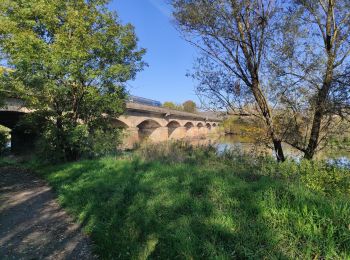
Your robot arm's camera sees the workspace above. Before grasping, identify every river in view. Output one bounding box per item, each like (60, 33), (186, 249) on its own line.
(189, 134), (350, 168)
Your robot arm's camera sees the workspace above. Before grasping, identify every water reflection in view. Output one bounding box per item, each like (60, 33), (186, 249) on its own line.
(188, 134), (350, 168)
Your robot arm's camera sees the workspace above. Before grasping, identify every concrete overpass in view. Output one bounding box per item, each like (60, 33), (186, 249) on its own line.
(1, 98), (222, 150)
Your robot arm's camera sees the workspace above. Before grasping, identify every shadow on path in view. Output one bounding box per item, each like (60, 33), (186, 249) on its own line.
(0, 166), (96, 259)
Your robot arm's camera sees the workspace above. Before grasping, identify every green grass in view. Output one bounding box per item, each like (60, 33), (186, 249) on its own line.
(33, 144), (349, 259)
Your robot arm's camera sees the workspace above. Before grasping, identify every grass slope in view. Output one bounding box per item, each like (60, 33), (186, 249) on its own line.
(36, 146), (350, 259)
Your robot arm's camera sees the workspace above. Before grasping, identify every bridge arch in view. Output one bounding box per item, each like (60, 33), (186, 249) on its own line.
(132, 117), (165, 128)
(137, 119), (162, 142)
(206, 123), (211, 130)
(111, 118), (129, 129)
(183, 122), (195, 138)
(167, 121), (181, 138)
(197, 122), (206, 136)
(0, 111), (36, 154)
(184, 122), (194, 129)
(0, 111), (25, 130)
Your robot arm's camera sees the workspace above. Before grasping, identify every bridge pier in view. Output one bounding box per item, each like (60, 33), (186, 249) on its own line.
(149, 126), (168, 142)
(197, 126), (206, 137)
(169, 126), (186, 140)
(10, 127), (37, 154)
(123, 127), (139, 149)
(186, 127), (197, 138)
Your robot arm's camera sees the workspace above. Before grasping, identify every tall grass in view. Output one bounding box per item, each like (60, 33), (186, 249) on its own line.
(35, 142), (350, 259)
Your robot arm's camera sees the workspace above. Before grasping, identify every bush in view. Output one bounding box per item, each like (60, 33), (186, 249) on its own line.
(17, 112), (124, 163)
(136, 141), (217, 164)
(0, 132), (8, 154)
(142, 141), (350, 197)
(0, 126), (10, 155)
(35, 123), (123, 163)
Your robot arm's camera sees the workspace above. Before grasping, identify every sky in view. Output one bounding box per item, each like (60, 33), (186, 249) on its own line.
(109, 0), (199, 104)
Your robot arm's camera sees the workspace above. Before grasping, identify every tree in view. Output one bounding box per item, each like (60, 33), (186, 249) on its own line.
(271, 0), (350, 159)
(183, 100), (197, 113)
(172, 0), (286, 161)
(163, 101), (177, 110)
(0, 67), (5, 107)
(0, 0), (145, 161)
(0, 67), (16, 107)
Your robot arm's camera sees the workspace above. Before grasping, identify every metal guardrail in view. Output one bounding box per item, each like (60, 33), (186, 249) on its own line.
(128, 95), (162, 107)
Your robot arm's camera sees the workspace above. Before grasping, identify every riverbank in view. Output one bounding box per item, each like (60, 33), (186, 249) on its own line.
(5, 142), (348, 259)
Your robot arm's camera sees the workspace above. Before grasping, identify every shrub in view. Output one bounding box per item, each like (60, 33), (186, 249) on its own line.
(297, 160), (350, 196)
(0, 125), (10, 155)
(17, 112), (123, 163)
(136, 141), (217, 164)
(35, 123), (123, 163)
(146, 141), (350, 197)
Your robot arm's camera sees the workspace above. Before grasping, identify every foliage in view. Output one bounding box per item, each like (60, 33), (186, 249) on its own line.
(270, 0), (350, 159)
(162, 101), (183, 111)
(35, 143), (350, 259)
(0, 0), (145, 161)
(330, 134), (350, 151)
(172, 0), (350, 160)
(136, 140), (216, 164)
(182, 100), (196, 113)
(162, 101), (177, 110)
(222, 116), (264, 136)
(0, 125), (10, 154)
(16, 111), (123, 162)
(163, 100), (197, 113)
(0, 66), (14, 107)
(172, 0), (286, 161)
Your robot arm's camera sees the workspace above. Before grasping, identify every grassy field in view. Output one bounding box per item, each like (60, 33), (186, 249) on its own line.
(29, 143), (350, 259)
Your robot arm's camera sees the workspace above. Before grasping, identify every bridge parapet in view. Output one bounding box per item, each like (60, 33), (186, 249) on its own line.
(1, 98), (223, 149)
(0, 98), (31, 113)
(126, 102), (221, 122)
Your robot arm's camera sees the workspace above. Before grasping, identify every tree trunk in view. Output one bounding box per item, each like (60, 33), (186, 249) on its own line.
(304, 83), (331, 160)
(251, 78), (285, 162)
(56, 115), (67, 161)
(304, 1), (335, 160)
(234, 16), (285, 161)
(304, 56), (334, 160)
(273, 139), (285, 162)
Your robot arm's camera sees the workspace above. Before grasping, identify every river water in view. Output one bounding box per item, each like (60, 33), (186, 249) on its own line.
(189, 134), (350, 168)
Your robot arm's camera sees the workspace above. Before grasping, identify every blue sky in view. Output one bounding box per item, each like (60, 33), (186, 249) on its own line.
(110, 0), (199, 104)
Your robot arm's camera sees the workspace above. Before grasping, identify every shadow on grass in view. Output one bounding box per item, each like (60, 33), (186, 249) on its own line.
(42, 157), (350, 259)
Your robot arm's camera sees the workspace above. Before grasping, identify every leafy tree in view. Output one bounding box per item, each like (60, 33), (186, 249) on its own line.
(0, 67), (15, 107)
(172, 0), (286, 161)
(0, 68), (4, 107)
(271, 0), (350, 159)
(163, 101), (177, 110)
(0, 0), (145, 161)
(182, 100), (197, 113)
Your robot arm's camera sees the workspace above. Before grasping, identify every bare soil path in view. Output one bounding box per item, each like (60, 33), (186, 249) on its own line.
(0, 166), (96, 259)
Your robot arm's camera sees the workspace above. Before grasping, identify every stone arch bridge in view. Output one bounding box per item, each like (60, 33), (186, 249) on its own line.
(1, 98), (222, 150)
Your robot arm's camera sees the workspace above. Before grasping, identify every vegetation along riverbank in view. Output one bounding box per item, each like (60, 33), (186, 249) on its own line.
(2, 142), (349, 259)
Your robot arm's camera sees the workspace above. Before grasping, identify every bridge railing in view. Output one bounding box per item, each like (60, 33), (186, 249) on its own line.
(128, 95), (162, 107)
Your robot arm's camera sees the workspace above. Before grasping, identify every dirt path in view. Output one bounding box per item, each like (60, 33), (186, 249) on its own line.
(0, 167), (96, 259)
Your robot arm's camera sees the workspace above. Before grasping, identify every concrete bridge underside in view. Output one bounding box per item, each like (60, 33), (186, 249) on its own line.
(1, 98), (222, 151)
(0, 110), (36, 153)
